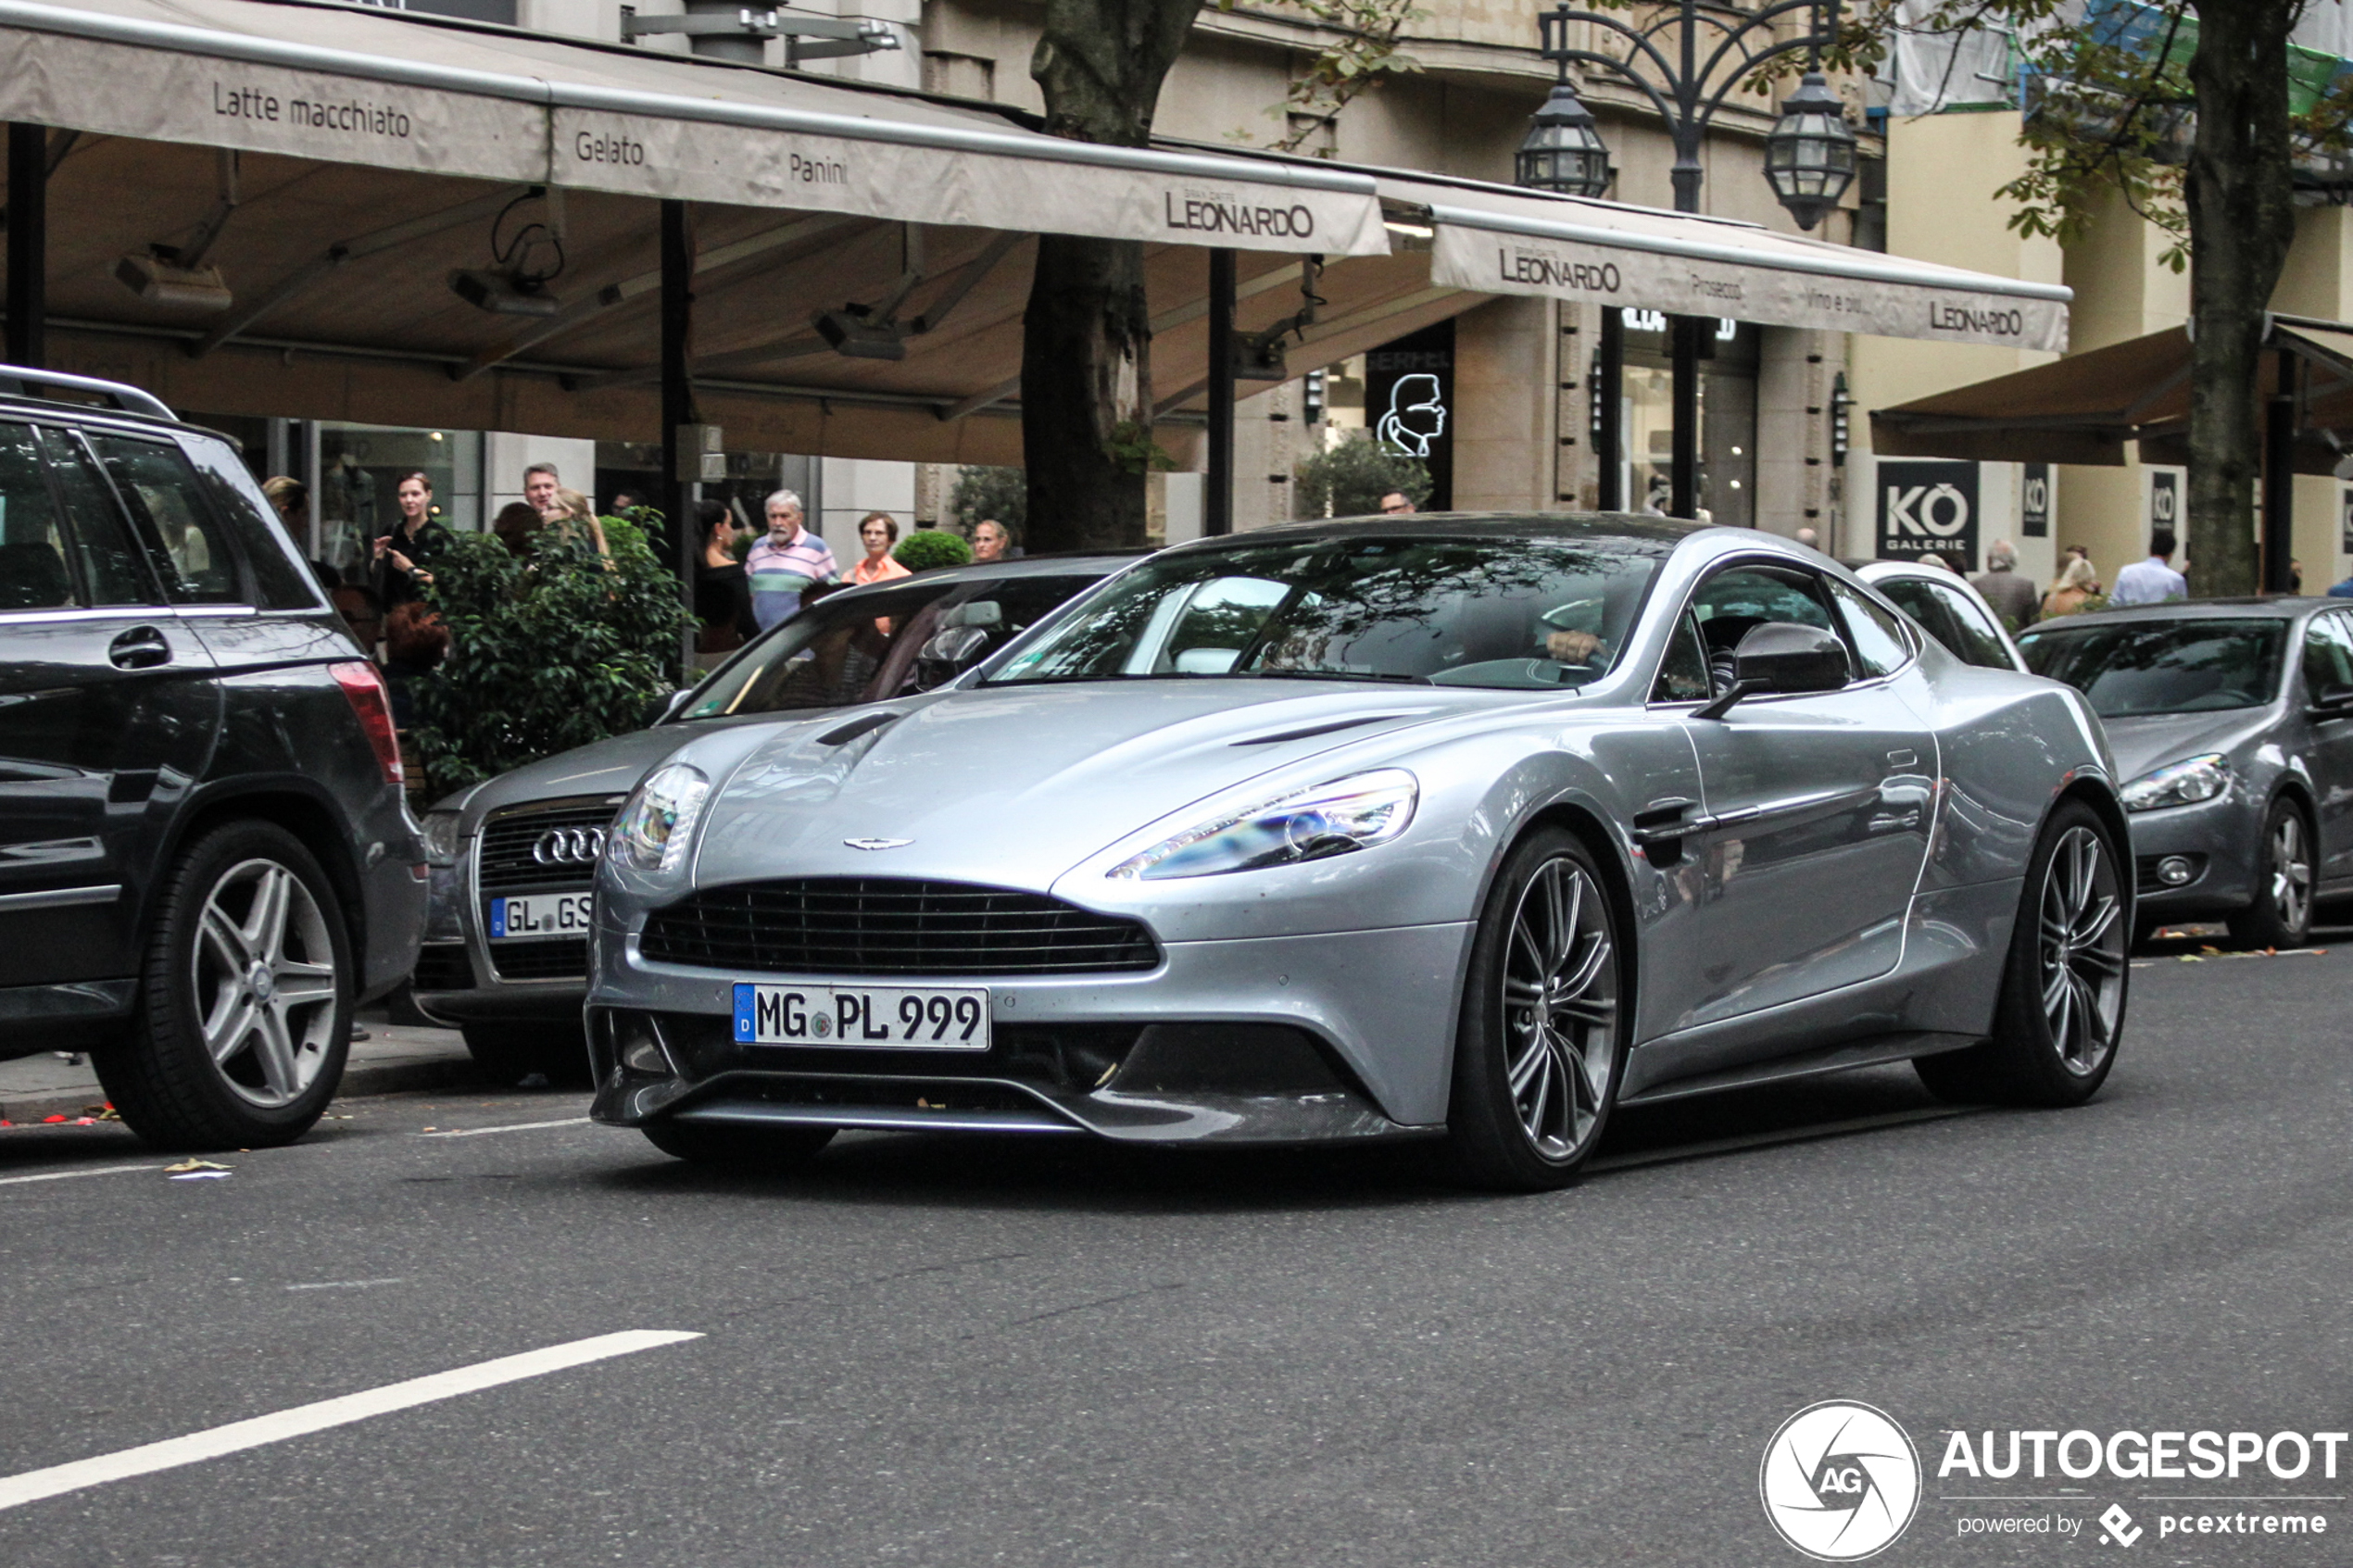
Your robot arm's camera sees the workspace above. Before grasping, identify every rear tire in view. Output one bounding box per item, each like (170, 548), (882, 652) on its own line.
(97, 821), (353, 1150)
(461, 1022), (593, 1087)
(1445, 828), (1627, 1191)
(2227, 798), (2314, 950)
(1916, 800), (2127, 1108)
(642, 1119), (835, 1172)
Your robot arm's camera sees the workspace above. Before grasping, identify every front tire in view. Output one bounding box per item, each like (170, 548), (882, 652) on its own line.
(1917, 800), (2127, 1108)
(2227, 798), (2314, 950)
(1446, 829), (1627, 1191)
(642, 1119), (835, 1172)
(97, 821), (354, 1150)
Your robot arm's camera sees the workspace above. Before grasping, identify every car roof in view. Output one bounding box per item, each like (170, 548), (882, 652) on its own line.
(1161, 509), (1710, 551)
(797, 552), (1135, 607)
(2021, 596), (2324, 630)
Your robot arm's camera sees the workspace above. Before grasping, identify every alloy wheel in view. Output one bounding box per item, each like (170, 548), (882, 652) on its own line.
(1501, 856), (1618, 1160)
(190, 858), (341, 1108)
(2270, 812), (2313, 937)
(2037, 826), (2125, 1075)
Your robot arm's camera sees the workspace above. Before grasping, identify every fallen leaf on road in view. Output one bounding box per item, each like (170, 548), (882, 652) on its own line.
(163, 1159), (231, 1173)
(40, 1114), (67, 1123)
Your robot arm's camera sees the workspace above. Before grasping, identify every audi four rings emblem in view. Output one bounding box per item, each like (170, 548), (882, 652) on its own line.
(533, 826), (608, 865)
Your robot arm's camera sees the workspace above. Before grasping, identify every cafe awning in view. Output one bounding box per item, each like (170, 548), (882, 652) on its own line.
(1871, 316), (2353, 470)
(0, 0), (1390, 255)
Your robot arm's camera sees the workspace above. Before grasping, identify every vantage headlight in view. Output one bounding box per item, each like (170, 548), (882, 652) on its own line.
(611, 762), (711, 873)
(2120, 753), (2229, 812)
(1110, 770), (1417, 881)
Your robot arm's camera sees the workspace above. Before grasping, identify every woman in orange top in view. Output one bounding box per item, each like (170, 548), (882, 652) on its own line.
(849, 512), (912, 587)
(849, 511), (912, 635)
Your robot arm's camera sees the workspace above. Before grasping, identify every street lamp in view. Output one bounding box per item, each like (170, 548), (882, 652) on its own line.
(1516, 0), (1852, 519)
(1515, 82), (1614, 199)
(1764, 71), (1861, 231)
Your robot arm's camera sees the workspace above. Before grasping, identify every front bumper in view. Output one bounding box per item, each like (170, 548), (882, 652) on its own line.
(587, 922), (1473, 1144)
(2128, 793), (2261, 920)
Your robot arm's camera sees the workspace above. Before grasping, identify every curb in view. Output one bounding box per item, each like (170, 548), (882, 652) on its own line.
(0, 1051), (484, 1128)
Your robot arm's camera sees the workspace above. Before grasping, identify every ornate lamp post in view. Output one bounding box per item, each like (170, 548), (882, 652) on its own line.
(1518, 1), (1856, 519)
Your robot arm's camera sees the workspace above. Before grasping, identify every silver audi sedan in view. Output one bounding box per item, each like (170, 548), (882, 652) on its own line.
(587, 515), (2131, 1190)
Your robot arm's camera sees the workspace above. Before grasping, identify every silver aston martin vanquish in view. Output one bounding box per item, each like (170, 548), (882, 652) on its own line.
(586, 515), (2130, 1189)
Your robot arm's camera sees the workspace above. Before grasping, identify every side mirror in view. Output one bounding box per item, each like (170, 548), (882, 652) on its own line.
(1695, 622), (1851, 720)
(921, 625), (991, 666)
(2309, 682), (2353, 717)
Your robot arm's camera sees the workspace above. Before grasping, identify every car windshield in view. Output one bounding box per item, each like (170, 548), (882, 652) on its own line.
(678, 571), (1105, 721)
(2018, 619), (2288, 716)
(984, 533), (1670, 691)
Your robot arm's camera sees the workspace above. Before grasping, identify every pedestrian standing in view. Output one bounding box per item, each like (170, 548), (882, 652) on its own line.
(522, 462), (561, 516)
(541, 486), (611, 558)
(373, 470), (449, 607)
(2042, 555), (2100, 619)
(2109, 530), (2188, 607)
(1970, 538), (2041, 630)
(970, 519), (1015, 563)
(693, 499), (757, 652)
(261, 474), (338, 593)
(849, 512), (912, 587)
(745, 489), (837, 630)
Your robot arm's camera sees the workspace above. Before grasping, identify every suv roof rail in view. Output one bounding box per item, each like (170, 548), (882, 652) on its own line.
(0, 363), (176, 421)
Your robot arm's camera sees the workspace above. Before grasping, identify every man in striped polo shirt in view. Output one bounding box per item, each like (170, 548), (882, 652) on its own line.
(744, 488), (838, 630)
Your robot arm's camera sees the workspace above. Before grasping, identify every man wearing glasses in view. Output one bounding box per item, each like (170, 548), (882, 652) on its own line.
(1378, 491), (1416, 516)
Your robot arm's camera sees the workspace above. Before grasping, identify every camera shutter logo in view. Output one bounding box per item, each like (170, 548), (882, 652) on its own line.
(533, 826), (607, 865)
(1759, 1400), (1920, 1561)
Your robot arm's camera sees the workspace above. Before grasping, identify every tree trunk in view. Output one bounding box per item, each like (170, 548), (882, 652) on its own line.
(2183, 2), (2297, 597)
(1021, 0), (1204, 553)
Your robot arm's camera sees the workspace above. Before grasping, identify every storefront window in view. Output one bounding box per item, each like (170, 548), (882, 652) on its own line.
(1613, 311), (1758, 527)
(316, 423), (482, 583)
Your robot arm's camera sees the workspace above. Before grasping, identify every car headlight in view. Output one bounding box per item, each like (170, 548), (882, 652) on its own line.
(2120, 754), (2230, 812)
(611, 762), (711, 873)
(422, 809), (464, 867)
(1109, 770), (1417, 881)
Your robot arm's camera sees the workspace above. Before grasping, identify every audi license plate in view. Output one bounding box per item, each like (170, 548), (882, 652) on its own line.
(488, 893), (593, 940)
(732, 982), (991, 1051)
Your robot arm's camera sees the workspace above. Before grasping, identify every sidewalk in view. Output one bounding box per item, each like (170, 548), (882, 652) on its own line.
(0, 1010), (478, 1125)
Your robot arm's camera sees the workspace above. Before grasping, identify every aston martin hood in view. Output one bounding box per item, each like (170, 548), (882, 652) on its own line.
(689, 681), (1488, 891)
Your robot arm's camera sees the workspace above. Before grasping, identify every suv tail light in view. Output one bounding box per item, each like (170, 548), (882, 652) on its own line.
(331, 661), (404, 784)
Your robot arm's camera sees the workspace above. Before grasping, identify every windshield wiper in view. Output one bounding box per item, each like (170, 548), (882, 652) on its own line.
(1246, 669), (1433, 685)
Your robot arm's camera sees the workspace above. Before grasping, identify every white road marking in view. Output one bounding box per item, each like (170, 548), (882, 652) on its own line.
(0, 1164), (159, 1187)
(0, 1329), (702, 1513)
(419, 1117), (591, 1138)
(284, 1278), (406, 1292)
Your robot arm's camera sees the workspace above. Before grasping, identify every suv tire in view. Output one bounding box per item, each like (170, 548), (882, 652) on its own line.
(98, 821), (354, 1149)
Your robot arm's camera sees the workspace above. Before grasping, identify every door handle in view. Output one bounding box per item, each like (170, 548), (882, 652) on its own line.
(107, 626), (172, 670)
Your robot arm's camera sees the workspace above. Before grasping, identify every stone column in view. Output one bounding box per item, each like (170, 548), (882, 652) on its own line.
(1451, 296), (1556, 513)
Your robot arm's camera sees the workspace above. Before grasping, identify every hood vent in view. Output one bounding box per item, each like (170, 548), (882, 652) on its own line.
(1232, 712), (1417, 746)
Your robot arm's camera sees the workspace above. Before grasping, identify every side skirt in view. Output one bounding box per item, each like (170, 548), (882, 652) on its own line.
(1617, 1029), (1982, 1109)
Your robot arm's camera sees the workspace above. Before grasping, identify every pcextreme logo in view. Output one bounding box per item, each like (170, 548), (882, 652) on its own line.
(1760, 1400), (1923, 1561)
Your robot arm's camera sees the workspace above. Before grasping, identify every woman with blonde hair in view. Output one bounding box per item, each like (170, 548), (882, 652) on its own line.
(540, 485), (610, 558)
(2042, 554), (2100, 619)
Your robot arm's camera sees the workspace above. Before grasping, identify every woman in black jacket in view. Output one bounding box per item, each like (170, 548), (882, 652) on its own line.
(374, 470), (450, 608)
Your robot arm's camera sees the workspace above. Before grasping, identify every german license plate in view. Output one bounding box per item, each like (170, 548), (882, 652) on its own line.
(488, 892), (593, 940)
(732, 982), (991, 1051)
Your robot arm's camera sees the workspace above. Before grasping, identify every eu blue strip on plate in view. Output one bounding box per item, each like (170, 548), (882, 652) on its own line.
(733, 983), (755, 1043)
(489, 899), (508, 938)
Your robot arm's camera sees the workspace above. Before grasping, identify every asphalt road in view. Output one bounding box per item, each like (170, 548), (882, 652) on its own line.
(4, 933), (2350, 1568)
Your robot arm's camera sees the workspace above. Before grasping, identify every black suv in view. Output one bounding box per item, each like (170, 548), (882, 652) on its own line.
(0, 366), (423, 1148)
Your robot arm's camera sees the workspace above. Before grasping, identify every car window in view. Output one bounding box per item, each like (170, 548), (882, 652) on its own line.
(1934, 584), (2017, 669)
(1652, 610), (1712, 703)
(1826, 578), (1913, 678)
(2303, 612), (2353, 697)
(2020, 620), (2288, 716)
(87, 434), (244, 605)
(38, 430), (155, 607)
(182, 434), (319, 609)
(991, 533), (1673, 691)
(0, 421), (76, 610)
(1871, 577), (1961, 655)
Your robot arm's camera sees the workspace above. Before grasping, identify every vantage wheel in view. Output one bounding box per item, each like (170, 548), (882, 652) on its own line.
(1446, 828), (1626, 1191)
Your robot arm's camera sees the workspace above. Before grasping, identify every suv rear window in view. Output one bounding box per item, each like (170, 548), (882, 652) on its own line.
(182, 435), (320, 609)
(88, 434), (245, 605)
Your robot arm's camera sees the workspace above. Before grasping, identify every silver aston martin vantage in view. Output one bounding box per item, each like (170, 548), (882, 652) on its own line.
(585, 515), (2133, 1189)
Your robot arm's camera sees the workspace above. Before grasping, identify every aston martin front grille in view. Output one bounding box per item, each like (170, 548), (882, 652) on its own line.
(638, 878), (1161, 977)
